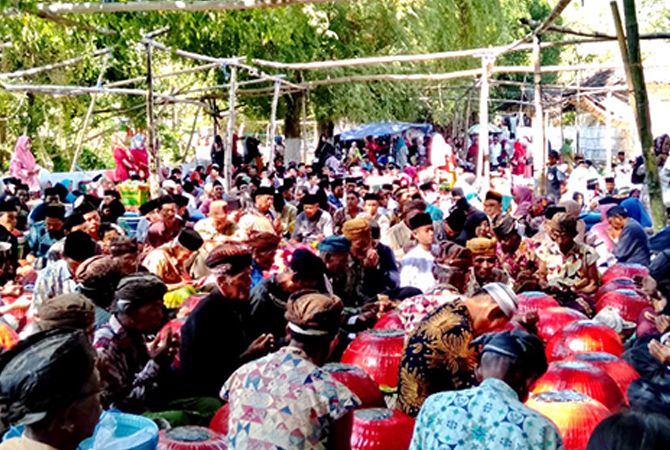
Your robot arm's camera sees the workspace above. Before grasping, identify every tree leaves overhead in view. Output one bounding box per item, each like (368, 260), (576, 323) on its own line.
(0, 0), (556, 169)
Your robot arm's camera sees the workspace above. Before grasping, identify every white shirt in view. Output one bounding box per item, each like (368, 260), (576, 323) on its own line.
(400, 245), (436, 292)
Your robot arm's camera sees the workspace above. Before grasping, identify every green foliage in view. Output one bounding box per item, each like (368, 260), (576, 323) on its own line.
(0, 0), (561, 168)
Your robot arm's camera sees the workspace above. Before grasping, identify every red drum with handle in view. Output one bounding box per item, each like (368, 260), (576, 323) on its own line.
(545, 320), (624, 362)
(526, 391), (610, 450)
(341, 329), (405, 389)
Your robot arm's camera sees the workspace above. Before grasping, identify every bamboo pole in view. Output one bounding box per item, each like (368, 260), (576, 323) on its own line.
(618, 0), (666, 229)
(38, 0), (343, 15)
(463, 88), (473, 162)
(268, 80), (281, 166)
(0, 83), (209, 108)
(292, 62), (656, 90)
(32, 10), (117, 35)
(146, 42), (160, 199)
(144, 38), (302, 91)
(181, 106), (202, 162)
(0, 48), (111, 80)
(611, 2), (636, 107)
(105, 62), (219, 88)
(70, 55), (109, 171)
(225, 66), (237, 193)
(478, 56), (494, 186)
(533, 34), (546, 194)
(301, 88), (308, 163)
(498, 0), (573, 55)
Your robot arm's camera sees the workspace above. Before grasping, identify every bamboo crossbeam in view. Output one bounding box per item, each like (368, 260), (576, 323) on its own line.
(38, 0), (342, 15)
(290, 62), (668, 90)
(32, 10), (117, 35)
(105, 62), (219, 87)
(249, 33), (670, 72)
(180, 78), (269, 95)
(521, 18), (616, 40)
(145, 37), (303, 91)
(0, 48), (111, 80)
(0, 83), (209, 108)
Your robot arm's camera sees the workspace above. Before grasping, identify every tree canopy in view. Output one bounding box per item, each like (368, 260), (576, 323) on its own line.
(0, 0), (559, 171)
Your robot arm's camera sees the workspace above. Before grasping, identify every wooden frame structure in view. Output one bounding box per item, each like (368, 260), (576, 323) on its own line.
(4, 0), (669, 201)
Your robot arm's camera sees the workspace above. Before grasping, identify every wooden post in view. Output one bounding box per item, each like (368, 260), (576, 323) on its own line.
(225, 65), (237, 194)
(463, 88), (472, 161)
(301, 88), (308, 163)
(533, 34), (546, 194)
(70, 55), (109, 171)
(145, 42), (160, 199)
(605, 88), (614, 168)
(618, 0), (666, 229)
(477, 55), (493, 187)
(268, 80), (281, 166)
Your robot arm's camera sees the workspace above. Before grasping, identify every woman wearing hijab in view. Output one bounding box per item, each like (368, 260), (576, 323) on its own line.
(512, 185), (533, 218)
(111, 132), (135, 183)
(9, 136), (40, 194)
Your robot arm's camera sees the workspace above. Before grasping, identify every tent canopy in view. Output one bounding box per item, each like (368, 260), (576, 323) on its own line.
(339, 121), (433, 141)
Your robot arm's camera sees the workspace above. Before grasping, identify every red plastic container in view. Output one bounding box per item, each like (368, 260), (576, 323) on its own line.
(536, 307), (588, 342)
(323, 363), (385, 407)
(545, 320), (624, 362)
(209, 404), (230, 436)
(526, 391), (610, 450)
(595, 277), (637, 300)
(537, 306), (588, 342)
(345, 408), (415, 450)
(532, 361), (624, 412)
(569, 352), (640, 405)
(373, 311), (404, 330)
(596, 289), (650, 322)
(341, 329), (405, 389)
(158, 426), (228, 449)
(516, 291), (560, 314)
(602, 263), (649, 285)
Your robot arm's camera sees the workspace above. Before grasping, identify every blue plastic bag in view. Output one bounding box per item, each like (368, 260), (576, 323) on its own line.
(78, 411), (158, 450)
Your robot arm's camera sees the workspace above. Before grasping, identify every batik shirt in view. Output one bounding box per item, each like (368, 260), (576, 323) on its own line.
(499, 237), (539, 277)
(543, 241), (598, 290)
(398, 301), (477, 417)
(397, 288), (463, 336)
(93, 315), (163, 412)
(221, 346), (360, 450)
(410, 378), (564, 450)
(31, 259), (77, 313)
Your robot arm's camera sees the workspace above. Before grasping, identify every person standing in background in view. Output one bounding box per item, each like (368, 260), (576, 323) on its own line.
(9, 136), (40, 195)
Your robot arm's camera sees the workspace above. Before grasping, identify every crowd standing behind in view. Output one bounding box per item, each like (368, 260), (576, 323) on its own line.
(0, 125), (670, 450)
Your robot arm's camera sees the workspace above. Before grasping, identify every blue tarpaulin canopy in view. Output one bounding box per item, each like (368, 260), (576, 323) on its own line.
(339, 121), (433, 141)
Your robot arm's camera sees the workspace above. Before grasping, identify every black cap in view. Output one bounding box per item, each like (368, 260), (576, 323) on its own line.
(301, 193), (319, 205)
(409, 212), (433, 230)
(176, 229), (203, 252)
(253, 187), (275, 198)
(63, 213), (85, 231)
(44, 204), (65, 220)
(139, 199), (160, 216)
(363, 193), (379, 202)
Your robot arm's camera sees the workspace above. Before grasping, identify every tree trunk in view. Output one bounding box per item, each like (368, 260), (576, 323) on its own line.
(620, 0), (667, 229)
(283, 90), (303, 163)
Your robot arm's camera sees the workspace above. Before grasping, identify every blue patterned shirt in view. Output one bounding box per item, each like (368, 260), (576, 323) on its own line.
(410, 378), (564, 450)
